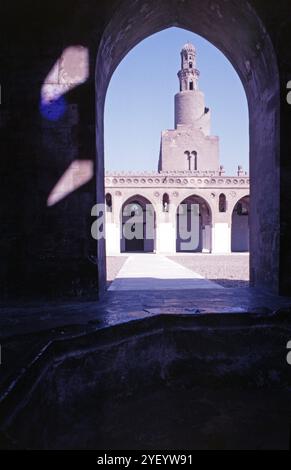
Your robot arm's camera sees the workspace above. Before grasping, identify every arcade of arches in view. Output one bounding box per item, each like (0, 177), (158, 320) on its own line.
(105, 191), (249, 255)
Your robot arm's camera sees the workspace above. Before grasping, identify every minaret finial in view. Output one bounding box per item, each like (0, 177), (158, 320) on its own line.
(178, 43), (200, 92)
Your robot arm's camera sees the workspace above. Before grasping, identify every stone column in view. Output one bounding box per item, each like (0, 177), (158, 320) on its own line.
(202, 225), (212, 253)
(155, 204), (177, 254)
(212, 218), (232, 254)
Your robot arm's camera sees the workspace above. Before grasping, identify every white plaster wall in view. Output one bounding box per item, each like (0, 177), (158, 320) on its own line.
(156, 222), (176, 254)
(212, 223), (231, 254)
(105, 222), (120, 255)
(203, 225), (212, 253)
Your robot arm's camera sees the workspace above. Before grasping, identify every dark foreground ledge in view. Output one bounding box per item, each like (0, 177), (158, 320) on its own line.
(0, 310), (291, 450)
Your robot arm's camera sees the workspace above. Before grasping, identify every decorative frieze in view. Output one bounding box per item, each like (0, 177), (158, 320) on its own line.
(105, 173), (249, 188)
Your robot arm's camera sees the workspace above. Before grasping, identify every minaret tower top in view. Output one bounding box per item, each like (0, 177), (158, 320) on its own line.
(159, 43), (220, 173)
(174, 43), (208, 130)
(178, 43), (200, 92)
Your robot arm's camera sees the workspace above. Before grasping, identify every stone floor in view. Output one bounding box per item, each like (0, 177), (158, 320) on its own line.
(1, 286), (291, 397)
(1, 253), (291, 423)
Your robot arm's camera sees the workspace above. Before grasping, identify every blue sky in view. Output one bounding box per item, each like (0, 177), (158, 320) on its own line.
(104, 27), (249, 175)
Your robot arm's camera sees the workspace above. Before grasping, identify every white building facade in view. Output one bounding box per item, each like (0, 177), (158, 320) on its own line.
(105, 43), (249, 255)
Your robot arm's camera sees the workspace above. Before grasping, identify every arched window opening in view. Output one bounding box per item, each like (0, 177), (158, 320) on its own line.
(105, 193), (112, 212)
(219, 193), (227, 213)
(192, 151), (197, 171)
(163, 193), (170, 212)
(185, 150), (191, 171)
(189, 81), (194, 90)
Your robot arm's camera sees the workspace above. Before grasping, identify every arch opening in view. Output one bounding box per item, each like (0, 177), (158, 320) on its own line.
(176, 195), (212, 253)
(120, 195), (156, 253)
(96, 0), (280, 293)
(232, 196), (250, 253)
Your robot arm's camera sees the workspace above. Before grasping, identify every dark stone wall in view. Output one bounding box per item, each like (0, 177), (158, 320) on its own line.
(0, 1), (110, 299)
(0, 0), (291, 299)
(247, 0), (291, 294)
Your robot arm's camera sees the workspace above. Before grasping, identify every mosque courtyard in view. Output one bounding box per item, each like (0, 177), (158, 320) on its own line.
(107, 253), (250, 289)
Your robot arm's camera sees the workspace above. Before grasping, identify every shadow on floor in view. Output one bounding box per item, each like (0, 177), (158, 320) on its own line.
(210, 279), (250, 288)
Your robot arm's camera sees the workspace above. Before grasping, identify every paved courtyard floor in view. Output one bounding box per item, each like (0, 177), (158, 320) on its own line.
(109, 254), (223, 291)
(168, 254), (249, 288)
(107, 253), (250, 288)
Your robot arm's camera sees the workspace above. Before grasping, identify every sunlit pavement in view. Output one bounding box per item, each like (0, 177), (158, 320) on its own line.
(109, 254), (223, 291)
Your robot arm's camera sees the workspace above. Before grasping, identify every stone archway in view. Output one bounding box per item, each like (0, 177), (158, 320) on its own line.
(120, 195), (156, 253)
(96, 0), (280, 293)
(176, 195), (212, 253)
(232, 196), (250, 253)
